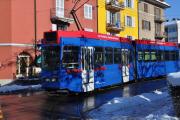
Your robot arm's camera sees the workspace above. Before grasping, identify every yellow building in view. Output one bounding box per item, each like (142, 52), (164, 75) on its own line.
(98, 0), (139, 40)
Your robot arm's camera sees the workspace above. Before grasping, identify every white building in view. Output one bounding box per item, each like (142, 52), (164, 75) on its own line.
(165, 19), (180, 43)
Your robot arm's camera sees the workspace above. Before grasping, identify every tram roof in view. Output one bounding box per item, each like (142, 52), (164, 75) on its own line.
(45, 30), (178, 47)
(56, 30), (131, 43)
(135, 39), (178, 47)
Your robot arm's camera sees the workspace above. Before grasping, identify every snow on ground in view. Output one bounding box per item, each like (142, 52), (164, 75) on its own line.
(0, 84), (42, 94)
(167, 72), (180, 86)
(87, 88), (179, 120)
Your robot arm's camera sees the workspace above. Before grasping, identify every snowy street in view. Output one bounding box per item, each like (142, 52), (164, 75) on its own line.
(87, 88), (177, 120)
(0, 79), (179, 120)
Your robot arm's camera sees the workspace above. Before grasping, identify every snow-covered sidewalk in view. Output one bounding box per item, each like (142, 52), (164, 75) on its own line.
(167, 72), (180, 87)
(87, 88), (178, 120)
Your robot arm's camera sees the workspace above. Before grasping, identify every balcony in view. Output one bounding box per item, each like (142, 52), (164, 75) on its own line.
(155, 32), (166, 39)
(50, 8), (74, 25)
(154, 16), (166, 23)
(106, 0), (125, 12)
(106, 22), (124, 33)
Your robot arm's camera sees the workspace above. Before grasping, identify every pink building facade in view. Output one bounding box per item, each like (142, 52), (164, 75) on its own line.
(0, 0), (97, 85)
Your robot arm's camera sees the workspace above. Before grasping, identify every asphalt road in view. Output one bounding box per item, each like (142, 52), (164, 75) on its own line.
(0, 79), (175, 120)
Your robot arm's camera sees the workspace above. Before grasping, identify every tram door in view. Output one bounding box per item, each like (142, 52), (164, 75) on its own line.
(81, 47), (94, 92)
(121, 49), (130, 83)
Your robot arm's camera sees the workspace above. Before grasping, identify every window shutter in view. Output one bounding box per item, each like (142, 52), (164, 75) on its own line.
(124, 0), (127, 7)
(142, 20), (144, 29)
(131, 0), (134, 8)
(84, 5), (88, 18)
(116, 12), (120, 27)
(107, 11), (110, 23)
(89, 5), (92, 19)
(125, 15), (127, 26)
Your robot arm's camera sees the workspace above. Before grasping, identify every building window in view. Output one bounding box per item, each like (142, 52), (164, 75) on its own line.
(142, 20), (151, 30)
(155, 23), (161, 34)
(144, 3), (148, 13)
(126, 0), (134, 8)
(126, 16), (135, 27)
(154, 7), (161, 17)
(107, 11), (120, 27)
(84, 4), (92, 19)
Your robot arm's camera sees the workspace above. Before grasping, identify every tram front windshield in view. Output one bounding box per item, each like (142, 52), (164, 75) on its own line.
(42, 46), (60, 71)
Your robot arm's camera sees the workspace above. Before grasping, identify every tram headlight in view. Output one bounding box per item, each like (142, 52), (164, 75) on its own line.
(45, 78), (50, 82)
(51, 78), (56, 82)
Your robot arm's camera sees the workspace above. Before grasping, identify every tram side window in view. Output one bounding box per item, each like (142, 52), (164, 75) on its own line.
(176, 51), (179, 60)
(62, 46), (79, 69)
(144, 51), (151, 61)
(157, 51), (164, 61)
(169, 51), (177, 61)
(114, 48), (121, 64)
(94, 47), (104, 66)
(138, 51), (144, 61)
(105, 47), (113, 64)
(165, 51), (170, 61)
(151, 51), (157, 61)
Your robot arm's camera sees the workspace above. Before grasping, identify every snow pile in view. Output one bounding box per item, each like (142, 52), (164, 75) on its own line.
(146, 114), (178, 120)
(0, 84), (42, 94)
(87, 89), (178, 119)
(167, 72), (180, 86)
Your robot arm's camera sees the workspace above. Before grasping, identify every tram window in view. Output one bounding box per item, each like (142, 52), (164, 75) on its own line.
(157, 51), (164, 61)
(144, 51), (150, 61)
(44, 32), (57, 42)
(94, 47), (104, 65)
(138, 51), (144, 61)
(169, 51), (177, 61)
(151, 51), (157, 61)
(105, 47), (113, 64)
(165, 51), (170, 61)
(42, 46), (60, 70)
(176, 51), (179, 60)
(62, 46), (79, 69)
(114, 48), (121, 64)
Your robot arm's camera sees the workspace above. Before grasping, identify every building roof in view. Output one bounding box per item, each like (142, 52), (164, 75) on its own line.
(143, 0), (170, 8)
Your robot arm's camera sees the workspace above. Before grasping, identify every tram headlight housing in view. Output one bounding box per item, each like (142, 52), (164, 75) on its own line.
(51, 78), (57, 82)
(45, 78), (50, 82)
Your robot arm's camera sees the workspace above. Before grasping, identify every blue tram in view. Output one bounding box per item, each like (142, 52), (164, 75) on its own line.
(135, 40), (179, 79)
(41, 31), (179, 93)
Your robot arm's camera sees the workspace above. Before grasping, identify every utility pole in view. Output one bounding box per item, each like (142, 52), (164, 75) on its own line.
(34, 0), (37, 66)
